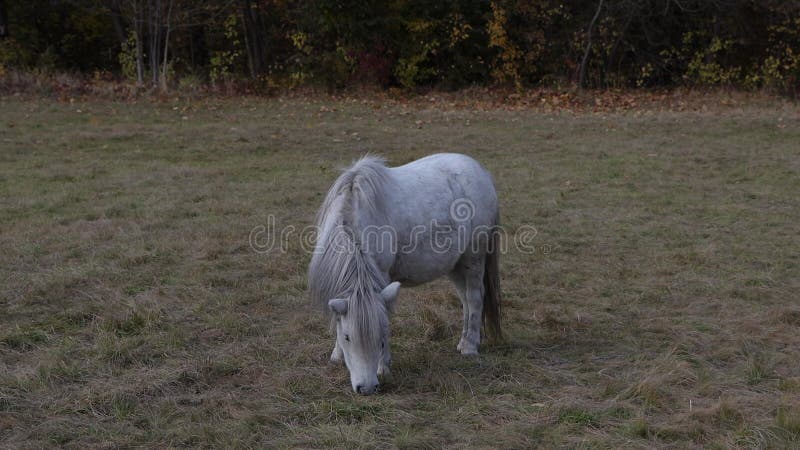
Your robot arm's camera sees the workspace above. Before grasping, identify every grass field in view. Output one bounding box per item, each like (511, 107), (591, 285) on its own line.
(1, 94), (799, 448)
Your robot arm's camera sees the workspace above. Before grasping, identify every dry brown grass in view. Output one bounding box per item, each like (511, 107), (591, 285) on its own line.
(1, 94), (799, 448)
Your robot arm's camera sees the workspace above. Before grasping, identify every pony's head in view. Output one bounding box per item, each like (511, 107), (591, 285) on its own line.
(328, 282), (400, 394)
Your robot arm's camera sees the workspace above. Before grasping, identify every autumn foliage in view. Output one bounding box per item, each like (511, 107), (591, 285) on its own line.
(0, 0), (798, 96)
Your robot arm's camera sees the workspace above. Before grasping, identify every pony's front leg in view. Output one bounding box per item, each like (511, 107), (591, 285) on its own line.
(456, 306), (469, 353)
(330, 339), (343, 364)
(378, 347), (391, 376)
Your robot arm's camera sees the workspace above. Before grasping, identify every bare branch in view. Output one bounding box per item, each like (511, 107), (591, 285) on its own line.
(579, 0), (605, 89)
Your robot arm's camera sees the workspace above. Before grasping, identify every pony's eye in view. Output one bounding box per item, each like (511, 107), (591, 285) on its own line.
(345, 334), (350, 342)
(381, 341), (384, 349)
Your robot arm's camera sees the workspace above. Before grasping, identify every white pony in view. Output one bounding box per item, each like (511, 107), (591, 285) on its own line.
(309, 153), (501, 394)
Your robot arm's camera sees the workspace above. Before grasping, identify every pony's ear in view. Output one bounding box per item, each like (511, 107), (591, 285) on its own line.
(328, 298), (348, 316)
(380, 282), (401, 311)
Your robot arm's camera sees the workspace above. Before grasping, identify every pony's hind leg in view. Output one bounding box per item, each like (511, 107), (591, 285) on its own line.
(448, 271), (470, 353)
(450, 252), (486, 355)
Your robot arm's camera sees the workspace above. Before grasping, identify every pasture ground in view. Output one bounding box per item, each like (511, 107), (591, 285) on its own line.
(1, 94), (799, 448)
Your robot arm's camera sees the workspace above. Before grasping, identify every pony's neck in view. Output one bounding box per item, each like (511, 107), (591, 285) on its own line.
(309, 156), (392, 308)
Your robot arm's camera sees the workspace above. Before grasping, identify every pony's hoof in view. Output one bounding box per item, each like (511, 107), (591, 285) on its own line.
(458, 337), (479, 354)
(460, 346), (479, 356)
(378, 366), (390, 376)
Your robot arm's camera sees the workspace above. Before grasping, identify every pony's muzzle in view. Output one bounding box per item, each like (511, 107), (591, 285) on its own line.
(355, 382), (379, 395)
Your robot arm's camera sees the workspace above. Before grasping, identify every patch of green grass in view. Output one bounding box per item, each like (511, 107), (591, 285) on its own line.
(1, 327), (48, 351)
(745, 355), (774, 385)
(98, 308), (164, 336)
(777, 406), (800, 436)
(626, 417), (650, 439)
(109, 392), (138, 420)
(558, 408), (597, 426)
(202, 357), (243, 381)
(123, 284), (150, 296)
(315, 399), (385, 423)
(779, 377), (800, 392)
(34, 338), (84, 386)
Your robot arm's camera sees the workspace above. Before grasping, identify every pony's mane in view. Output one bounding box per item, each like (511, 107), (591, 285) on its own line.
(308, 155), (392, 349)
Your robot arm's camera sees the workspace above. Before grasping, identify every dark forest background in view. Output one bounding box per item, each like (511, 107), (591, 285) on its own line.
(0, 0), (798, 95)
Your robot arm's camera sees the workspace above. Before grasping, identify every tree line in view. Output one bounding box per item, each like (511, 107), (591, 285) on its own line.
(0, 0), (798, 95)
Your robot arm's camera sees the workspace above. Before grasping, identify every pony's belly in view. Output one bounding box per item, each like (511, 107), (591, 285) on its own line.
(389, 251), (460, 286)
(391, 272), (440, 286)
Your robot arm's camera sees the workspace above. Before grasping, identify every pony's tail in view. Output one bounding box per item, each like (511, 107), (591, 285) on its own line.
(482, 219), (502, 343)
